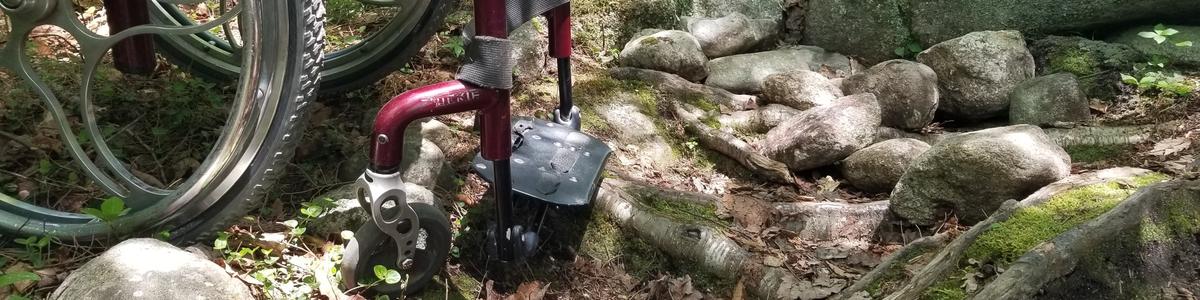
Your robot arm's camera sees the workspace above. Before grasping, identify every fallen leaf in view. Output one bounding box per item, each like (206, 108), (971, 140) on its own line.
(508, 281), (549, 300)
(1145, 137), (1191, 157)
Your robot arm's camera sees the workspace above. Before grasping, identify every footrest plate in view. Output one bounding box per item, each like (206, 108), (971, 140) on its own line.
(473, 117), (612, 206)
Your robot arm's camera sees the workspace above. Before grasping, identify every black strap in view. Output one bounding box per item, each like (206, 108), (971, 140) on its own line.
(457, 0), (570, 89)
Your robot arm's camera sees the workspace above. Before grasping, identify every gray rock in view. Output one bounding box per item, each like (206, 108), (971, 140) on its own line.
(688, 0), (786, 20)
(760, 104), (802, 128)
(873, 127), (950, 145)
(1009, 73), (1092, 126)
(684, 13), (777, 58)
(1110, 25), (1200, 67)
(706, 47), (854, 93)
(618, 30), (708, 82)
(797, 0), (912, 64)
(762, 70), (843, 111)
(840, 138), (931, 193)
(908, 0), (1200, 47)
(843, 60), (939, 129)
(50, 239), (252, 300)
(631, 28), (666, 41)
(420, 119), (454, 153)
(400, 138), (446, 189)
(511, 19), (550, 84)
(760, 94), (881, 171)
(1028, 35), (1146, 99)
(917, 31), (1036, 121)
(308, 182), (439, 237)
(890, 125), (1071, 226)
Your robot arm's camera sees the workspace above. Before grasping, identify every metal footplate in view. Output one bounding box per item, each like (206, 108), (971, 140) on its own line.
(473, 117), (612, 206)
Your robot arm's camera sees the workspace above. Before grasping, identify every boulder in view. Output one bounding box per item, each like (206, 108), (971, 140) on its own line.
(917, 31), (1035, 121)
(840, 138), (931, 193)
(909, 1), (1200, 47)
(50, 239), (253, 300)
(1028, 35), (1146, 99)
(796, 0), (912, 64)
(889, 125), (1072, 226)
(762, 70), (843, 111)
(683, 13), (777, 58)
(400, 138), (447, 189)
(688, 0), (786, 20)
(759, 94), (881, 171)
(787, 0), (1199, 65)
(759, 104), (802, 128)
(843, 60), (939, 129)
(617, 30), (708, 82)
(511, 19), (550, 84)
(1009, 73), (1091, 126)
(1110, 25), (1200, 67)
(706, 47), (854, 93)
(420, 119), (454, 152)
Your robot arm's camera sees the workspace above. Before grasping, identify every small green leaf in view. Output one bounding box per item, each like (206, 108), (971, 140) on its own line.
(0, 272), (39, 287)
(1153, 36), (1168, 44)
(1121, 74), (1138, 84)
(291, 227), (307, 236)
(384, 270), (403, 284)
(281, 220), (299, 228)
(214, 232), (229, 250)
(100, 197), (127, 217)
(80, 208), (105, 220)
(1155, 24), (1167, 31)
(906, 42), (923, 53)
(1138, 31), (1159, 39)
(1176, 41), (1194, 47)
(1162, 28), (1179, 36)
(373, 265), (389, 281)
(894, 47), (907, 57)
(340, 230), (355, 240)
(37, 160), (51, 175)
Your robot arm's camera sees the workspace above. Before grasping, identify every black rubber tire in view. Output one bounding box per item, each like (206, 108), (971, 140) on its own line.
(164, 0), (327, 244)
(341, 202), (452, 296)
(153, 0), (451, 95)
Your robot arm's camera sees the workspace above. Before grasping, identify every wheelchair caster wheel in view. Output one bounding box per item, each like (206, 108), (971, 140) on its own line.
(341, 203), (451, 296)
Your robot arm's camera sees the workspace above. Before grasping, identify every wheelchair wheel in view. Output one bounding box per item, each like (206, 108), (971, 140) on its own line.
(0, 0), (324, 243)
(150, 0), (451, 95)
(341, 202), (452, 296)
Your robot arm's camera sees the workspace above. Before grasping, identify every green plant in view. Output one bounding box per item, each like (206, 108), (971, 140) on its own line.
(0, 258), (38, 300)
(894, 41), (924, 59)
(1121, 24), (1195, 97)
(81, 197), (130, 223)
(442, 36), (466, 58)
(1138, 24), (1194, 47)
(13, 236), (50, 268)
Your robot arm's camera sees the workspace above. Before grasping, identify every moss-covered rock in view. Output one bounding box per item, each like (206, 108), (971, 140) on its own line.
(1028, 35), (1146, 100)
(1109, 25), (1200, 68)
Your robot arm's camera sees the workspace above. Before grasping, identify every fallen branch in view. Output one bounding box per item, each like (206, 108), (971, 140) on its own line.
(670, 102), (793, 184)
(595, 179), (808, 299)
(876, 122), (1181, 148)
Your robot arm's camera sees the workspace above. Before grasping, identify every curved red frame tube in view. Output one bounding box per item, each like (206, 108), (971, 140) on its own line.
(369, 80), (510, 172)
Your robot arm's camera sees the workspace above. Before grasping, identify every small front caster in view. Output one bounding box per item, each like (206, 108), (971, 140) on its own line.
(341, 202), (452, 296)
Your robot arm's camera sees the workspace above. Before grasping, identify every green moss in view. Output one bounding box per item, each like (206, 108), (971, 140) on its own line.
(1141, 190), (1200, 243)
(921, 276), (968, 300)
(1048, 48), (1101, 77)
(1064, 145), (1131, 163)
(640, 37), (662, 46)
(580, 212), (670, 278)
(965, 173), (1169, 266)
(631, 190), (726, 227)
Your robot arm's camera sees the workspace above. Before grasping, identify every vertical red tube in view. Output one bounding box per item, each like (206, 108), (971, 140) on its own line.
(546, 5), (572, 59)
(103, 0), (156, 75)
(473, 0), (512, 161)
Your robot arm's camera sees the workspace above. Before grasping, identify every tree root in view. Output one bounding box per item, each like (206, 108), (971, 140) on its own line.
(974, 180), (1200, 299)
(595, 179), (809, 299)
(876, 122), (1182, 148)
(833, 233), (952, 300)
(609, 67), (757, 110)
(773, 201), (892, 242)
(670, 102), (793, 184)
(883, 200), (1020, 300)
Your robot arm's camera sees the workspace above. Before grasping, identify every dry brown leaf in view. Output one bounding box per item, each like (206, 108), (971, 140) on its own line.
(508, 281), (549, 300)
(1145, 137), (1191, 157)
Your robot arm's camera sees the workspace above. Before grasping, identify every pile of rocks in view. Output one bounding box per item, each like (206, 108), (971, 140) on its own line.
(616, 21), (1097, 225)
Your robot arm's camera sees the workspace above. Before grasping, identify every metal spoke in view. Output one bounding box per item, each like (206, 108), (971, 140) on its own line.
(0, 0), (244, 208)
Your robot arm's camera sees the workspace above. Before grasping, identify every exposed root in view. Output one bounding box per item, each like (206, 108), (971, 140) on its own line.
(595, 179), (809, 299)
(833, 233), (952, 300)
(883, 200), (1020, 300)
(670, 102), (794, 184)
